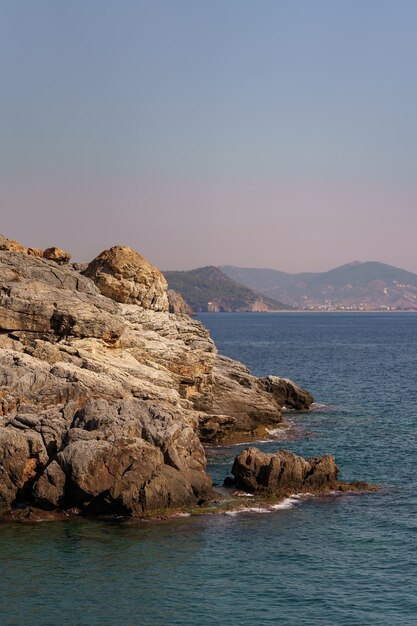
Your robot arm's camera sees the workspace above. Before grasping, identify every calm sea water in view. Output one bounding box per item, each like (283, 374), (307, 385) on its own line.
(1, 312), (416, 625)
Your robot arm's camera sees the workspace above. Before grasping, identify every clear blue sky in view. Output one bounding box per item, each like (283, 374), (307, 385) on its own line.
(1, 0), (417, 272)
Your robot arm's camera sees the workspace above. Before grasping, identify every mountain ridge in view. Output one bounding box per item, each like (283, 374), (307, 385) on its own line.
(220, 261), (417, 311)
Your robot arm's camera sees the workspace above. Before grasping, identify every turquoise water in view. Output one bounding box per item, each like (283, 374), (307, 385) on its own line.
(1, 312), (417, 625)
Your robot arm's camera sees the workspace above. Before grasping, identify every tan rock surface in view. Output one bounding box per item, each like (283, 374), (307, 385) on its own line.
(0, 239), (27, 253)
(168, 289), (194, 315)
(84, 245), (169, 311)
(43, 246), (71, 264)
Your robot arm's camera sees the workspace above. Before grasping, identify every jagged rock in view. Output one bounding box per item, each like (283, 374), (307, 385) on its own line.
(72, 262), (88, 272)
(56, 398), (212, 515)
(32, 460), (66, 508)
(43, 247), (71, 265)
(27, 247), (44, 258)
(231, 447), (348, 496)
(207, 356), (284, 441)
(168, 289), (194, 315)
(83, 246), (169, 311)
(0, 427), (48, 511)
(198, 414), (237, 444)
(0, 241), (316, 518)
(0, 239), (27, 253)
(261, 376), (314, 410)
(0, 251), (124, 339)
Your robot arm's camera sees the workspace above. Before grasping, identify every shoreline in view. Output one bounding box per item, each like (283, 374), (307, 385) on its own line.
(1, 484), (379, 525)
(196, 309), (417, 314)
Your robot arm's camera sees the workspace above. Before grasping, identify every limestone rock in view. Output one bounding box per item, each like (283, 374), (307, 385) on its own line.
(32, 460), (66, 509)
(0, 427), (48, 511)
(0, 239), (27, 253)
(206, 356), (284, 441)
(0, 251), (124, 340)
(0, 241), (317, 518)
(56, 398), (212, 515)
(198, 414), (237, 444)
(43, 247), (71, 265)
(261, 376), (314, 410)
(231, 447), (341, 496)
(168, 289), (194, 315)
(27, 247), (44, 258)
(83, 246), (169, 311)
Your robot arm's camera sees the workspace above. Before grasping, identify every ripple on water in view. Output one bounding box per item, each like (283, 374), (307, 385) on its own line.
(1, 312), (417, 626)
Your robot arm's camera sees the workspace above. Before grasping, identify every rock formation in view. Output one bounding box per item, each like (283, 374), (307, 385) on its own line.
(231, 447), (371, 496)
(0, 238), (27, 253)
(43, 246), (71, 265)
(0, 240), (315, 518)
(83, 246), (169, 311)
(261, 376), (314, 410)
(0, 235), (72, 265)
(167, 289), (194, 316)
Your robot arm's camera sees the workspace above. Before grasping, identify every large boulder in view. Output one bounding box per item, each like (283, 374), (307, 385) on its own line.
(43, 246), (71, 265)
(230, 447), (370, 496)
(83, 246), (169, 311)
(59, 398), (213, 515)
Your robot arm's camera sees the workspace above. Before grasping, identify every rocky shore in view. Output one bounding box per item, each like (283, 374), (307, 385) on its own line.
(0, 235), (369, 520)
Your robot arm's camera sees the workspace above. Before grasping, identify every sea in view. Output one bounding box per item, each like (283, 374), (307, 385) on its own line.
(0, 312), (416, 626)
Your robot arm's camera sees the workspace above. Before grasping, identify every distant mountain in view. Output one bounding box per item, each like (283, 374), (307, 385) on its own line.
(163, 266), (292, 312)
(220, 262), (417, 311)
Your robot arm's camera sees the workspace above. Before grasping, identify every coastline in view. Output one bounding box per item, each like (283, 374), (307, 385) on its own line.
(0, 238), (374, 522)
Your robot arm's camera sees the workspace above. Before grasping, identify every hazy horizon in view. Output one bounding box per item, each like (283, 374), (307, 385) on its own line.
(1, 1), (417, 273)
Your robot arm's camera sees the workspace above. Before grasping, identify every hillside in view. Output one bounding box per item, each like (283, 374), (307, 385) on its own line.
(220, 262), (417, 311)
(163, 266), (291, 312)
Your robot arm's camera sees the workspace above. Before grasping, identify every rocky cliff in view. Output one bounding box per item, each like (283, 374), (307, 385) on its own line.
(0, 237), (313, 519)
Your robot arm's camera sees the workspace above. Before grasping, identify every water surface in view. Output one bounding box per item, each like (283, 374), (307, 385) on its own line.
(1, 312), (416, 625)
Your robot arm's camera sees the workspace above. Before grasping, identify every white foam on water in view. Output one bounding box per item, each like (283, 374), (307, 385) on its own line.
(270, 495), (301, 510)
(265, 427), (288, 438)
(225, 506), (272, 516)
(234, 491), (255, 497)
(173, 512), (191, 517)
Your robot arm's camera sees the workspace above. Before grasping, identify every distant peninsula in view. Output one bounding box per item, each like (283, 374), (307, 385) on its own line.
(164, 266), (291, 313)
(164, 261), (417, 313)
(220, 262), (417, 311)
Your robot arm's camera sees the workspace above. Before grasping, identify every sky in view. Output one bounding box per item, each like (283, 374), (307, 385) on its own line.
(1, 0), (417, 273)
